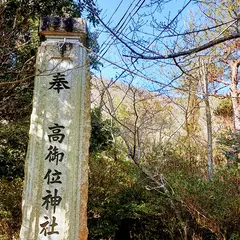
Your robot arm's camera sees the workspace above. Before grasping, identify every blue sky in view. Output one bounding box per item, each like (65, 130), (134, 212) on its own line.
(92, 0), (198, 90)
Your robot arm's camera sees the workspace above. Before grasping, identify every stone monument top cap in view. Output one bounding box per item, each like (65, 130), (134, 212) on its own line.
(39, 17), (87, 43)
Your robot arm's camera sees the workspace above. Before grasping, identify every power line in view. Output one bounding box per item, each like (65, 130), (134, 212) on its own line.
(99, 0), (146, 57)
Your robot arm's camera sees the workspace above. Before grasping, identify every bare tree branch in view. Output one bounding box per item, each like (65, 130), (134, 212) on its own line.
(123, 32), (240, 60)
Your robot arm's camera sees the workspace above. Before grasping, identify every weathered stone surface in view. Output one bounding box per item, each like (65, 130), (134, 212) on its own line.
(20, 19), (90, 240)
(40, 17), (87, 45)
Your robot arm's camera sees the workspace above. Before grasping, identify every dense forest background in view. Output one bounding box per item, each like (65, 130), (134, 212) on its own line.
(1, 0), (240, 239)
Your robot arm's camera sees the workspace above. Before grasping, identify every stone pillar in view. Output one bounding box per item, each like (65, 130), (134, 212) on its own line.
(20, 17), (90, 240)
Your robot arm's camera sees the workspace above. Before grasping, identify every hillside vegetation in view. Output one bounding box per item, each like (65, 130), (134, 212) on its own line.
(1, 76), (239, 239)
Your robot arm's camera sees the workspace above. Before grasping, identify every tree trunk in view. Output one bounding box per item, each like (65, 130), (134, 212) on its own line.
(229, 60), (240, 168)
(201, 59), (213, 179)
(230, 60), (240, 134)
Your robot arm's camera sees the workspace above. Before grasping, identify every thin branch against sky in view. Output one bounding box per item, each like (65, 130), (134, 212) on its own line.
(92, 0), (239, 96)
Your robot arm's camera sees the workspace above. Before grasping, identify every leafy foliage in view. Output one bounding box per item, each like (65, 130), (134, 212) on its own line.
(218, 130), (240, 168)
(214, 98), (233, 118)
(88, 150), (175, 240)
(0, 121), (29, 179)
(167, 167), (240, 239)
(0, 178), (23, 239)
(90, 107), (118, 153)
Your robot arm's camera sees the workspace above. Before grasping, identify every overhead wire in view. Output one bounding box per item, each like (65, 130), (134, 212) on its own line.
(88, 0), (149, 88)
(99, 0), (146, 58)
(99, 0), (138, 54)
(93, 0), (230, 94)
(94, 0), (150, 84)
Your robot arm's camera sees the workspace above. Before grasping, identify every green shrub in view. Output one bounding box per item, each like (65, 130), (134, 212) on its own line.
(0, 178), (23, 239)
